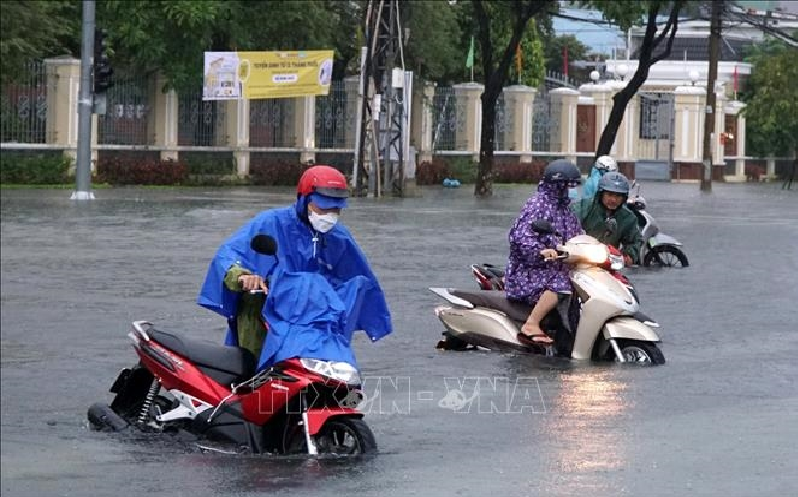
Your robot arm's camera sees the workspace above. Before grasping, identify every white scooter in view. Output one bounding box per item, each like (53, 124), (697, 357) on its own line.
(627, 182), (689, 268)
(430, 220), (665, 364)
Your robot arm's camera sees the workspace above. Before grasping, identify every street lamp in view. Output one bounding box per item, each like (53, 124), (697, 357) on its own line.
(590, 70), (600, 84)
(689, 70), (700, 86)
(616, 63), (629, 81)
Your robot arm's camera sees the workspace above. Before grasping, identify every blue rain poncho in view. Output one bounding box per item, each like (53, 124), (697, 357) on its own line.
(580, 166), (605, 199)
(197, 197), (392, 369)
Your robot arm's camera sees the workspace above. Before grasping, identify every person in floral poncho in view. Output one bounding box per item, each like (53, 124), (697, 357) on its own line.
(505, 160), (584, 346)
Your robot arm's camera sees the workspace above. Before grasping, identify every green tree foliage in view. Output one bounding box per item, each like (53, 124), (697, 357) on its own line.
(544, 34), (590, 74)
(501, 19), (547, 87)
(99, 0), (237, 92)
(402, 1), (463, 82)
(743, 38), (798, 158)
(579, 0), (688, 159)
(0, 0), (467, 90)
(0, 0), (80, 82)
(467, 0), (556, 197)
(455, 1), (549, 87)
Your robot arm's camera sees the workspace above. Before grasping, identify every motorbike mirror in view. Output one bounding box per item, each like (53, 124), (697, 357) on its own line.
(251, 234), (278, 256)
(604, 217), (618, 234)
(531, 220), (554, 235)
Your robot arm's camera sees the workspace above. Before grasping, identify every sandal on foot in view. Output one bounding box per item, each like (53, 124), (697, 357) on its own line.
(517, 332), (553, 347)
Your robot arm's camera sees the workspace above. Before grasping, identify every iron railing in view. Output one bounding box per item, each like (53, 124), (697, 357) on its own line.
(0, 61), (49, 144)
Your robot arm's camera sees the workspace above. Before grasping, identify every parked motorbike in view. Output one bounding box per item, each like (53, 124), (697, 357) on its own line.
(88, 235), (375, 456)
(430, 221), (665, 364)
(627, 182), (689, 268)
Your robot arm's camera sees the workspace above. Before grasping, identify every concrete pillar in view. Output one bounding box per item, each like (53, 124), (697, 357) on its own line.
(44, 58), (99, 170)
(147, 74), (178, 161)
(766, 156), (776, 178)
(453, 82), (484, 161)
(411, 80), (436, 165)
(673, 86), (705, 178)
(293, 96), (315, 164)
(344, 76), (360, 150)
(723, 100), (746, 182)
(502, 85), (536, 163)
(736, 106), (747, 177)
(216, 98), (250, 176)
(551, 88), (580, 162)
(601, 80), (641, 166)
(578, 83), (613, 152)
(712, 90), (726, 169)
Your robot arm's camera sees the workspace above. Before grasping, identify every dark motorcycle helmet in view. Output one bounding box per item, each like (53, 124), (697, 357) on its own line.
(597, 171), (631, 204)
(543, 159), (582, 186)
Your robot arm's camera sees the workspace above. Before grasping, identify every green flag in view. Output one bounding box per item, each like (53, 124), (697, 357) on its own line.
(466, 35), (474, 69)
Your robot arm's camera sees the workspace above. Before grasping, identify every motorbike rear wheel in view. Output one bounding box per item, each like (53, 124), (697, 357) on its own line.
(643, 245), (689, 268)
(615, 339), (665, 365)
(283, 417), (377, 455)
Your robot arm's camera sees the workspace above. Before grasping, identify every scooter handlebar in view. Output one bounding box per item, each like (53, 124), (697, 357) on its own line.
(544, 250), (570, 262)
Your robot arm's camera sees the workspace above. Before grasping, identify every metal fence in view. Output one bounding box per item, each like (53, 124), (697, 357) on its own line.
(315, 80), (354, 150)
(431, 86), (459, 151)
(178, 91), (226, 147)
(249, 98), (294, 148)
(637, 92), (674, 162)
(0, 61), (49, 144)
(493, 92), (509, 151)
(532, 87), (561, 152)
(97, 75), (151, 145)
(544, 70), (583, 90)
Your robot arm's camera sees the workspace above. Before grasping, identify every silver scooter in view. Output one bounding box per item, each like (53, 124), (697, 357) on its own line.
(627, 182), (689, 268)
(429, 221), (665, 364)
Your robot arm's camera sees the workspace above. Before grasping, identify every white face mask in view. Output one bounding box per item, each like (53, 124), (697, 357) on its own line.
(309, 211), (339, 233)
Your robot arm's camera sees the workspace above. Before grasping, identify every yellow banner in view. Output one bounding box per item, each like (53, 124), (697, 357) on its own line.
(203, 50), (334, 101)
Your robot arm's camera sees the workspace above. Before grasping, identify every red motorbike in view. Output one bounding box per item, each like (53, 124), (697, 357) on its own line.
(88, 236), (375, 456)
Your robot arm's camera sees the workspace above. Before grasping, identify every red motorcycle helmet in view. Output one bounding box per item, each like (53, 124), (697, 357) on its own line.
(297, 165), (350, 200)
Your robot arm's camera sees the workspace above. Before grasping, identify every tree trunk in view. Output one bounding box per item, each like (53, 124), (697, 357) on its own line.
(475, 91), (498, 197)
(594, 2), (684, 161)
(701, 0), (723, 192)
(785, 149), (796, 190)
(595, 87), (636, 158)
(472, 0), (553, 197)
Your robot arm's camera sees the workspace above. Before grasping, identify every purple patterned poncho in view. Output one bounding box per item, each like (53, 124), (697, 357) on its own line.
(505, 181), (584, 304)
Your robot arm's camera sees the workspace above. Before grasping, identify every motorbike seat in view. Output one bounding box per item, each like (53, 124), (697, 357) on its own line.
(450, 290), (531, 323)
(148, 329), (256, 387)
(475, 263), (505, 279)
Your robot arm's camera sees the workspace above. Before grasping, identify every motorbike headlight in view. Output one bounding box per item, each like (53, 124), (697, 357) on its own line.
(610, 254), (625, 271)
(300, 358), (361, 384)
(581, 245), (610, 264)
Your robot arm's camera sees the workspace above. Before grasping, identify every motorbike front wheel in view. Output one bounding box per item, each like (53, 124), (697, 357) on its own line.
(283, 417), (377, 455)
(615, 339), (665, 365)
(643, 245), (689, 268)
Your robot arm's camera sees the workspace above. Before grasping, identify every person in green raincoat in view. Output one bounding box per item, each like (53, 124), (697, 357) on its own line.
(570, 172), (643, 266)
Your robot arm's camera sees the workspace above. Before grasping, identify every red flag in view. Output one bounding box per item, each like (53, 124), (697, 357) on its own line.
(563, 45), (569, 77)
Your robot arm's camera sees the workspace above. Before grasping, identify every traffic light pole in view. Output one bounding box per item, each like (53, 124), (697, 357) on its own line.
(72, 0), (95, 200)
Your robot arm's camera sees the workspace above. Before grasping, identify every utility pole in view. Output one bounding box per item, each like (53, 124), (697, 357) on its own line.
(72, 0), (96, 200)
(701, 0), (722, 192)
(353, 0), (407, 198)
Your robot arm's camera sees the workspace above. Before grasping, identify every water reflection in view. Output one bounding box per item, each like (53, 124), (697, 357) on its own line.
(543, 368), (632, 474)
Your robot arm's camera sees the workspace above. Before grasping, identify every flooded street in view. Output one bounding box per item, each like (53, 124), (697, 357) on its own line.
(2, 182), (797, 497)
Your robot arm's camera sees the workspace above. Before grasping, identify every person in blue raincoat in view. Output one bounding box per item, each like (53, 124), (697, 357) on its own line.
(577, 155), (618, 200)
(197, 165), (392, 369)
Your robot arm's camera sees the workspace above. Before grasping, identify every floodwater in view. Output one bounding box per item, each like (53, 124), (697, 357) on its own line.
(1, 182), (797, 497)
